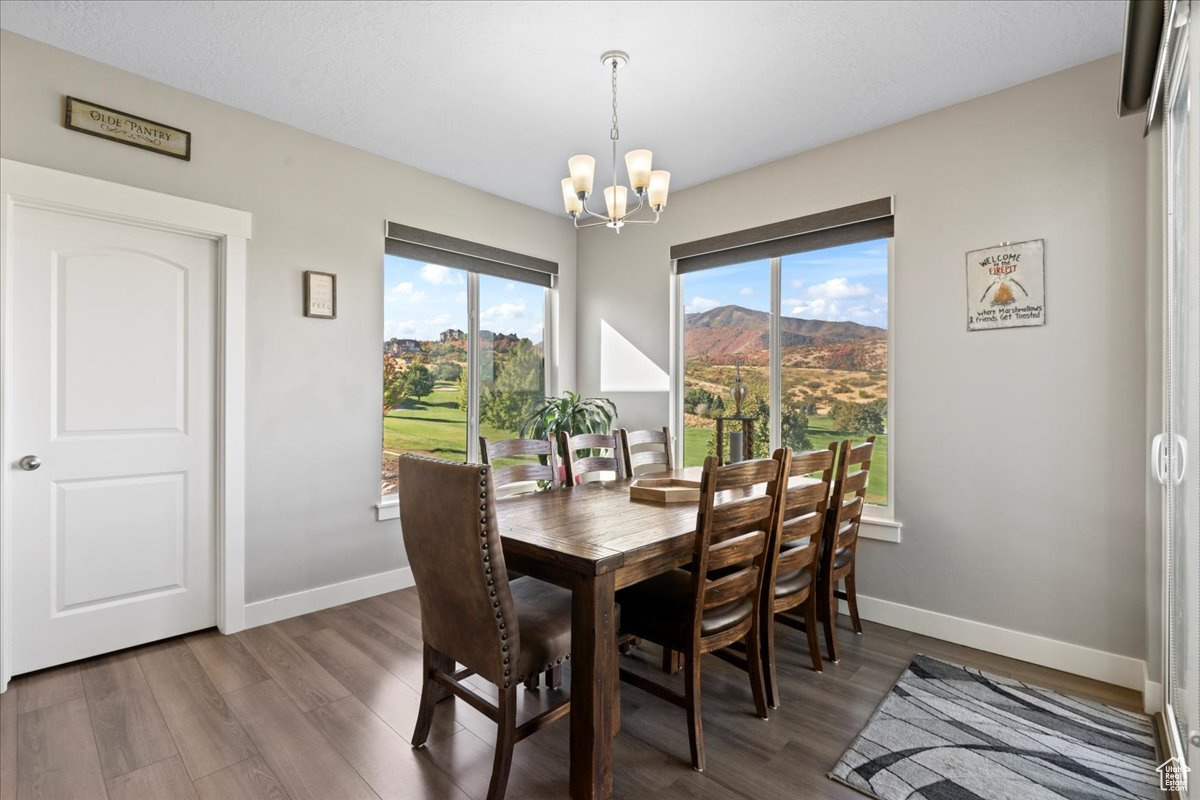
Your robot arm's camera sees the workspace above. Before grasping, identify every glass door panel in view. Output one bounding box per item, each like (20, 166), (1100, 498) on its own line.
(477, 275), (547, 460)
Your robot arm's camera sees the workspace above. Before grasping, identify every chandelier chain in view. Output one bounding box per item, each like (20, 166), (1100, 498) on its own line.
(610, 58), (619, 141)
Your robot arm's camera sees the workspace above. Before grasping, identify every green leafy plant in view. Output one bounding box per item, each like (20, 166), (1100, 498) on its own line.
(520, 392), (617, 453)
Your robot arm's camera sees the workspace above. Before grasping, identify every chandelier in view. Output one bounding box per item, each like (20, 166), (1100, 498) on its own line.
(560, 50), (670, 231)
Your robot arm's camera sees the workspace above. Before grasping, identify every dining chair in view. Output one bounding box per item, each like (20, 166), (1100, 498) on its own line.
(559, 430), (626, 485)
(618, 426), (674, 477)
(615, 451), (786, 771)
(480, 435), (559, 494)
(761, 446), (836, 704)
(396, 454), (573, 800)
(819, 436), (875, 663)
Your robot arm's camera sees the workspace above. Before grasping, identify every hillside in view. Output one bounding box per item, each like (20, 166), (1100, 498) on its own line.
(684, 304), (884, 363)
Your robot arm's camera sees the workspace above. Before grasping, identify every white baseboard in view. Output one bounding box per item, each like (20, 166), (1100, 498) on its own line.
(244, 567), (414, 629)
(1143, 670), (1164, 714)
(840, 594), (1148, 697)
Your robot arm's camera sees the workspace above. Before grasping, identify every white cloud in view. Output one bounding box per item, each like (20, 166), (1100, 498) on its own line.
(686, 296), (720, 313)
(481, 300), (526, 329)
(739, 287), (755, 296)
(806, 277), (871, 300)
(420, 263), (464, 285)
(385, 320), (417, 337)
(389, 281), (426, 303)
(505, 282), (516, 291)
(789, 279), (805, 290)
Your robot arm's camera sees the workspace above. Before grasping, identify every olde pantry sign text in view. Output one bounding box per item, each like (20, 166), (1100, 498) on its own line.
(64, 97), (191, 160)
(965, 239), (1045, 331)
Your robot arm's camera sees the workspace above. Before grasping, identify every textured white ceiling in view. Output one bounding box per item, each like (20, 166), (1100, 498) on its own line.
(0, 1), (1124, 214)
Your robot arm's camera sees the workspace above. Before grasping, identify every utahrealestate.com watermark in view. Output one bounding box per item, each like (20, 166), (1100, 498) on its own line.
(1157, 757), (1190, 792)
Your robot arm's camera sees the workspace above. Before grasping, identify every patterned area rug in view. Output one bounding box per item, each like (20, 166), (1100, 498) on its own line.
(830, 655), (1160, 800)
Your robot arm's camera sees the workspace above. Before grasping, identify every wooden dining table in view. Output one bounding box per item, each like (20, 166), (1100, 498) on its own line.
(494, 466), (813, 799)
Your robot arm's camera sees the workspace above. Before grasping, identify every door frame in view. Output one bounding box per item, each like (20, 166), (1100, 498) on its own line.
(0, 159), (251, 692)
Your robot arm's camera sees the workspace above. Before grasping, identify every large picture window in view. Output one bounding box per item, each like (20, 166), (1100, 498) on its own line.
(675, 200), (892, 510)
(381, 246), (552, 497)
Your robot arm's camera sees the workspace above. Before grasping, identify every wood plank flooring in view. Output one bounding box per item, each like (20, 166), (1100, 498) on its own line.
(0, 587), (1143, 800)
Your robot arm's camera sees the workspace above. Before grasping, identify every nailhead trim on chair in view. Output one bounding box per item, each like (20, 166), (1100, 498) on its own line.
(480, 467), (514, 687)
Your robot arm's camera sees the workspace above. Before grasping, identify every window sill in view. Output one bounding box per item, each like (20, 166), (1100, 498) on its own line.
(860, 515), (902, 543)
(376, 495), (399, 521)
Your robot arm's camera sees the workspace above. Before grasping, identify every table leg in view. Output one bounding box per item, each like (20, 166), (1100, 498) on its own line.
(570, 571), (616, 799)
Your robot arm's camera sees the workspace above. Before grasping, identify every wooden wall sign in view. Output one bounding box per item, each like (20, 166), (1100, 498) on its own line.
(965, 239), (1045, 331)
(304, 271), (337, 319)
(63, 97), (191, 160)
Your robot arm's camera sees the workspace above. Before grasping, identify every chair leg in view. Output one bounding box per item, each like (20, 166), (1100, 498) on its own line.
(684, 651), (705, 772)
(761, 603), (780, 709)
(488, 685), (518, 800)
(845, 571), (863, 634)
(412, 645), (439, 747)
(523, 674), (539, 690)
(662, 646), (683, 675)
(822, 577), (841, 663)
(746, 622), (769, 721)
(803, 596), (824, 673)
(545, 665), (562, 690)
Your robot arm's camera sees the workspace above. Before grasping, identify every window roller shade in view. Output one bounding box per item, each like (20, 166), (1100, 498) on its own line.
(385, 222), (558, 287)
(671, 197), (894, 274)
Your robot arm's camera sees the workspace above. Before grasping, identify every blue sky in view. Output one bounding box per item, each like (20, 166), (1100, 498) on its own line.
(682, 238), (889, 329)
(384, 255), (545, 342)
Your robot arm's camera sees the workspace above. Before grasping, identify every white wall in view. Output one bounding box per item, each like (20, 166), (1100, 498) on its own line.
(0, 31), (577, 605)
(576, 56), (1150, 663)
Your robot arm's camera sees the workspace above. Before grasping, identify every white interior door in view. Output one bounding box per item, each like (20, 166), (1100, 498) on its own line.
(9, 204), (217, 675)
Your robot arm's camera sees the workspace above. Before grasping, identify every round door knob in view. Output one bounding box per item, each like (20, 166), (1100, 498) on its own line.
(18, 455), (41, 471)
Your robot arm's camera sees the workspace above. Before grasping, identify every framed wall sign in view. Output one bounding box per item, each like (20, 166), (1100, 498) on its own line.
(304, 271), (337, 319)
(63, 97), (191, 160)
(965, 239), (1045, 331)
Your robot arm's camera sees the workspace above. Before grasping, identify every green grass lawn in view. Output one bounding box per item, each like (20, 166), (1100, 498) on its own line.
(383, 382), (521, 461)
(684, 415), (889, 506)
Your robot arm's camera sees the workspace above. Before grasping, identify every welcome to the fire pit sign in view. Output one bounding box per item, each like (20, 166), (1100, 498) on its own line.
(966, 239), (1045, 331)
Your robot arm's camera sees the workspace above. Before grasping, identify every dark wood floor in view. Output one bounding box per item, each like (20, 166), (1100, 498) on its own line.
(0, 586), (1142, 800)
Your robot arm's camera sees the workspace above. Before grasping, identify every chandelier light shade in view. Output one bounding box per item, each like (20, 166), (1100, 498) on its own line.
(561, 50), (669, 231)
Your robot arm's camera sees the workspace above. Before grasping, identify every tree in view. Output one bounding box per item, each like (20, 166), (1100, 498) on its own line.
(829, 400), (885, 435)
(383, 356), (405, 412)
(432, 361), (462, 382)
(456, 371), (469, 412)
(401, 363), (435, 401)
(482, 341), (544, 433)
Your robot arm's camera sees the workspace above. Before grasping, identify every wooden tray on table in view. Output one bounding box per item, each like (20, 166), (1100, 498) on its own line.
(628, 478), (702, 504)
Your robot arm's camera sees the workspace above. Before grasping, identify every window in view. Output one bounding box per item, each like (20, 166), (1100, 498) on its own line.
(380, 225), (555, 498)
(674, 199), (893, 510)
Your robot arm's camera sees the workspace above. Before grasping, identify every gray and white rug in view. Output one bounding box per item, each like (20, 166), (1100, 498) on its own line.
(830, 655), (1160, 800)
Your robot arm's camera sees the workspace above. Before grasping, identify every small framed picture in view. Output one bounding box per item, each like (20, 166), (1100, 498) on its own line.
(304, 270), (337, 319)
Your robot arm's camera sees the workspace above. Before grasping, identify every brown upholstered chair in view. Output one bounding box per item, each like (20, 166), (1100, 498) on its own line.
(616, 452), (786, 771)
(559, 431), (625, 485)
(618, 427), (674, 477)
(397, 455), (572, 800)
(761, 446), (836, 704)
(479, 435), (559, 494)
(819, 437), (875, 662)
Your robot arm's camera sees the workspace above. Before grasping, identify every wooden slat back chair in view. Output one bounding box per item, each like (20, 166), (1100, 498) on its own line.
(616, 451), (787, 772)
(479, 435), (559, 495)
(760, 446), (836, 705)
(819, 437), (875, 663)
(559, 431), (626, 485)
(618, 427), (673, 477)
(397, 455), (573, 800)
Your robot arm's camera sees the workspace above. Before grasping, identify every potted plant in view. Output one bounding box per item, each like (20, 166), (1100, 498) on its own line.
(520, 392), (617, 484)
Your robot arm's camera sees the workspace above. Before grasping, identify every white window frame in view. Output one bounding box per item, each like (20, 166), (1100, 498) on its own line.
(376, 268), (556, 520)
(670, 240), (900, 542)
